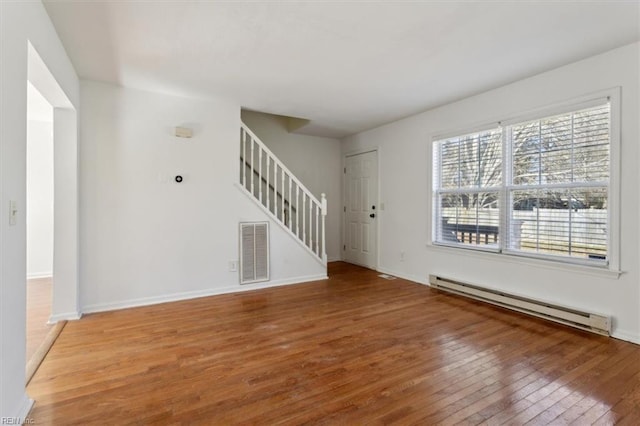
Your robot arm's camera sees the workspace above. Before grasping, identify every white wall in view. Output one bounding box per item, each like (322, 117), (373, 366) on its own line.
(0, 0), (80, 420)
(241, 111), (342, 261)
(342, 42), (640, 343)
(80, 81), (326, 313)
(26, 119), (54, 278)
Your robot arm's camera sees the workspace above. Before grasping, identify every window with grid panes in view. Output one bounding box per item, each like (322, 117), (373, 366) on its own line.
(433, 100), (611, 266)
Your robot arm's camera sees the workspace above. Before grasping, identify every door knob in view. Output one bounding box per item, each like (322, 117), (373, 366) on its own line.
(370, 213), (376, 218)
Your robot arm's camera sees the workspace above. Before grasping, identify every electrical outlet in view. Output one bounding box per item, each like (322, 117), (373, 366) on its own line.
(400, 251), (405, 262)
(228, 261), (238, 272)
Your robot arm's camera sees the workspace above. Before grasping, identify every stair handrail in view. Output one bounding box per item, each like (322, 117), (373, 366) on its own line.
(240, 122), (327, 263)
(241, 122), (324, 214)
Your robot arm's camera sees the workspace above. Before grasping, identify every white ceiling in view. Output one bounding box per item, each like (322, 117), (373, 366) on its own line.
(43, 1), (639, 138)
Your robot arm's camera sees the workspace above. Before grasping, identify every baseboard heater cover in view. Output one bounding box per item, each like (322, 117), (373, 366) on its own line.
(428, 275), (611, 336)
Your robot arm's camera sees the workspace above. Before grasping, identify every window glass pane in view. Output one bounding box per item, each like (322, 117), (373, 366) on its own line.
(433, 100), (610, 266)
(511, 104), (609, 186)
(437, 129), (502, 190)
(509, 188), (607, 260)
(439, 140), (461, 190)
(540, 115), (572, 184)
(438, 192), (500, 247)
(573, 105), (609, 182)
(512, 121), (541, 185)
(477, 131), (503, 188)
(569, 188), (608, 259)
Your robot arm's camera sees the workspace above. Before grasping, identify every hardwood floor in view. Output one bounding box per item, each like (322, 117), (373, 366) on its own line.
(26, 277), (53, 362)
(27, 262), (640, 425)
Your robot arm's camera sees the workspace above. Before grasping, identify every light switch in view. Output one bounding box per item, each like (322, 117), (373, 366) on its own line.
(9, 200), (17, 226)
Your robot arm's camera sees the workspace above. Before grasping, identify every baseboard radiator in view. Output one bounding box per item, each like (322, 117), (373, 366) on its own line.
(428, 275), (611, 336)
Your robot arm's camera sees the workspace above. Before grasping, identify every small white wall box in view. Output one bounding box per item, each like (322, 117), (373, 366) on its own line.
(175, 126), (193, 138)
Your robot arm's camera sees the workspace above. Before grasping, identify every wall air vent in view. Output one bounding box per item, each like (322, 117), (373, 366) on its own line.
(240, 222), (270, 284)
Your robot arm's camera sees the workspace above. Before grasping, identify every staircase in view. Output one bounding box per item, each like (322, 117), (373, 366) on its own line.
(240, 123), (327, 265)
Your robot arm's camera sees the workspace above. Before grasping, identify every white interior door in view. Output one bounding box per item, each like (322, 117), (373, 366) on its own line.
(344, 150), (378, 269)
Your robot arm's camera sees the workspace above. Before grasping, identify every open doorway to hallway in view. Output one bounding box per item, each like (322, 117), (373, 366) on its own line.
(24, 42), (79, 383)
(25, 80), (54, 370)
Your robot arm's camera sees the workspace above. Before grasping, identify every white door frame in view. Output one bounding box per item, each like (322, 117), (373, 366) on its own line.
(342, 147), (381, 270)
(27, 42), (80, 322)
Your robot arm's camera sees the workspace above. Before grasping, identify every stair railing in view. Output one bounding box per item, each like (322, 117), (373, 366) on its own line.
(240, 123), (327, 264)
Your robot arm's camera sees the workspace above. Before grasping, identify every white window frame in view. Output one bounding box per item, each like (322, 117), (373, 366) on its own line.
(432, 126), (503, 254)
(430, 88), (621, 273)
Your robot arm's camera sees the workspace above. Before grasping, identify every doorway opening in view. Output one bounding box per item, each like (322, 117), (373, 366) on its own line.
(25, 41), (79, 383)
(25, 80), (54, 370)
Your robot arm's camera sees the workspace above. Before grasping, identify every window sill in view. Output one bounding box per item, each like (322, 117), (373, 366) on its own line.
(426, 242), (622, 279)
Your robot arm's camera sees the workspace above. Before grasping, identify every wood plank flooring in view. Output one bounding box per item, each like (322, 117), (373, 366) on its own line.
(27, 262), (640, 425)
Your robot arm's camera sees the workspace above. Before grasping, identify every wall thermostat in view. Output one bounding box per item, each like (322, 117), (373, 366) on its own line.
(175, 175), (183, 183)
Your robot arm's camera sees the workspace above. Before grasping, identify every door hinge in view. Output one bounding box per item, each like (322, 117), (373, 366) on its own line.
(343, 245), (346, 251)
(344, 167), (346, 174)
(343, 206), (346, 212)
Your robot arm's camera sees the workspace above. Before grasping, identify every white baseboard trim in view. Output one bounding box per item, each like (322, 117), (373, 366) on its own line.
(242, 274), (329, 289)
(10, 394), (34, 424)
(82, 274), (329, 315)
(48, 311), (82, 324)
(612, 329), (640, 345)
(327, 256), (342, 262)
(376, 266), (429, 286)
(27, 272), (52, 280)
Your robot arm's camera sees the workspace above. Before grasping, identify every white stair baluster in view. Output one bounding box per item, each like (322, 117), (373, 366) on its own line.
(296, 186), (300, 238)
(239, 122), (326, 265)
(250, 136), (254, 196)
(315, 202), (319, 255)
(241, 129), (246, 188)
(321, 193), (327, 262)
(258, 148), (263, 204)
(309, 200), (313, 251)
(288, 178), (292, 231)
(281, 169), (285, 222)
(277, 166), (280, 217)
